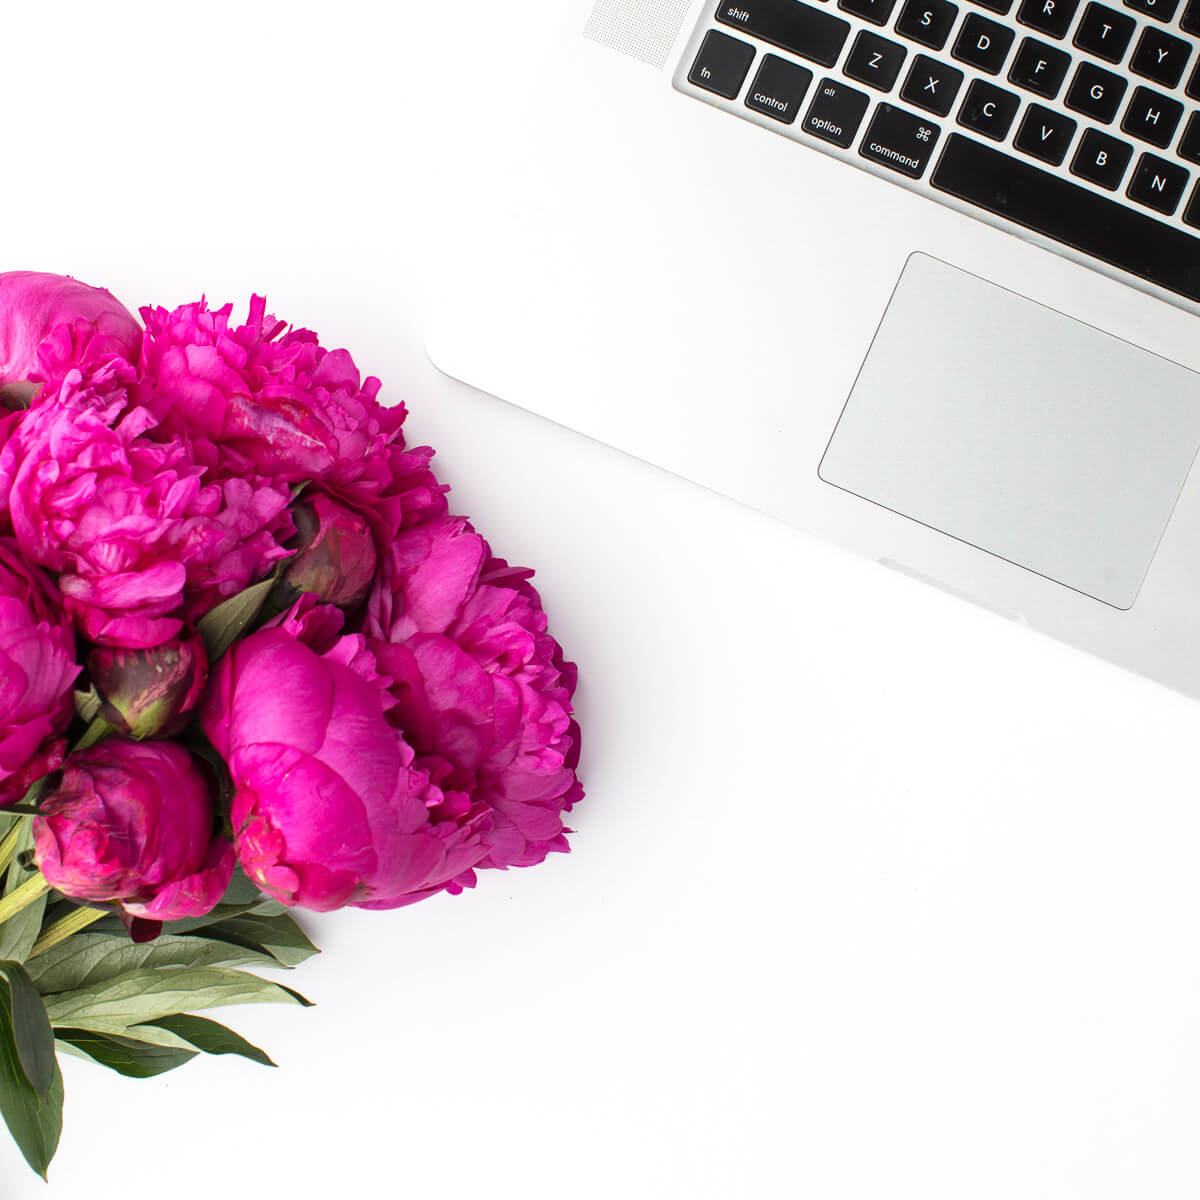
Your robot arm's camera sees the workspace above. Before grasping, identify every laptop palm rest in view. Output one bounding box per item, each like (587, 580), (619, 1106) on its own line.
(818, 253), (1200, 611)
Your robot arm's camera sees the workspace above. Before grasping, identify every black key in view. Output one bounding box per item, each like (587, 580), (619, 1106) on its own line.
(957, 78), (1022, 137)
(1184, 182), (1200, 228)
(1070, 127), (1134, 186)
(1189, 62), (1200, 101)
(930, 134), (1200, 301)
(746, 53), (814, 121)
(1072, 3), (1135, 62)
(1178, 111), (1200, 163)
(1008, 37), (1072, 97)
(901, 54), (965, 112)
(1130, 28), (1191, 89)
(802, 77), (871, 145)
(838, 0), (900, 24)
(844, 31), (909, 89)
(1126, 152), (1189, 212)
(715, 0), (850, 67)
(688, 30), (757, 98)
(1014, 102), (1078, 161)
(1182, 0), (1200, 33)
(953, 13), (1015, 72)
(1121, 86), (1183, 147)
(1064, 62), (1127, 122)
(859, 103), (942, 175)
(894, 0), (960, 49)
(1016, 0), (1080, 37)
(1123, 0), (1179, 18)
(971, 0), (1013, 11)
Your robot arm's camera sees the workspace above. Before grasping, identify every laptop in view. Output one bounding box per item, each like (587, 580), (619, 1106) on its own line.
(426, 0), (1200, 698)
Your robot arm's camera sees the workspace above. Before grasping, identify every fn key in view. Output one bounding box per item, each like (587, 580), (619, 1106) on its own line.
(859, 104), (941, 177)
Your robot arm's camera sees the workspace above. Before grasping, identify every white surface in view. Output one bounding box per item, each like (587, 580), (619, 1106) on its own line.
(4, 2), (1200, 1197)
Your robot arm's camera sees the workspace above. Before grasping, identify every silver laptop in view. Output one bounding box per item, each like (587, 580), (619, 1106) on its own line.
(427, 0), (1200, 698)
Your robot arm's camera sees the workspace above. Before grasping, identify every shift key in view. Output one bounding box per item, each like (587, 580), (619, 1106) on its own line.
(716, 0), (851, 67)
(859, 104), (941, 177)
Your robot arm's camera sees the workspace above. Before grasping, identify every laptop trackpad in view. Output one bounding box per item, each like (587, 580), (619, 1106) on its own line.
(818, 254), (1200, 610)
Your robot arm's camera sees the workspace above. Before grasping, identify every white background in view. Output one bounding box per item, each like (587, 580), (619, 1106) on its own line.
(6, 1), (1200, 1196)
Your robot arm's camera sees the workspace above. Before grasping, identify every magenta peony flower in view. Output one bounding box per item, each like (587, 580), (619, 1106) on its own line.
(0, 360), (292, 647)
(365, 517), (582, 874)
(136, 296), (447, 540)
(88, 631), (208, 740)
(0, 270), (142, 387)
(0, 539), (79, 807)
(200, 619), (491, 911)
(278, 493), (377, 609)
(33, 739), (234, 921)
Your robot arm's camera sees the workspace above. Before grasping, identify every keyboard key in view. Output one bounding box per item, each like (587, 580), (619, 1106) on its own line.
(1014, 102), (1078, 161)
(1182, 0), (1200, 33)
(1188, 62), (1200, 101)
(1016, 0), (1080, 37)
(1178, 111), (1200, 163)
(838, 0), (900, 24)
(953, 13), (1016, 72)
(901, 54), (965, 112)
(1127, 152), (1189, 212)
(1121, 86), (1183, 148)
(1184, 182), (1200, 227)
(859, 103), (942, 175)
(1072, 3), (1135, 61)
(802, 77), (871, 145)
(1008, 37), (1071, 97)
(688, 30), (756, 98)
(1129, 28), (1191, 89)
(746, 53), (815, 121)
(971, 0), (1013, 10)
(957, 78), (1022, 137)
(844, 30), (908, 89)
(1064, 61), (1127, 122)
(715, 0), (850, 67)
(1123, 0), (1178, 18)
(1070, 127), (1134, 186)
(929, 133), (1200, 301)
(894, 0), (960, 49)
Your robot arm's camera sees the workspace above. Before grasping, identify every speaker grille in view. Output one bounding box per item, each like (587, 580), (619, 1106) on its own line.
(583, 0), (693, 68)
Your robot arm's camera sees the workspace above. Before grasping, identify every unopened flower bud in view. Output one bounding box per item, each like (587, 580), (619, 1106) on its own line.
(87, 633), (208, 740)
(279, 494), (377, 609)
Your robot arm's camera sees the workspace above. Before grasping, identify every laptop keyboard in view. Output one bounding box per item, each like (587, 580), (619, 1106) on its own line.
(676, 0), (1200, 303)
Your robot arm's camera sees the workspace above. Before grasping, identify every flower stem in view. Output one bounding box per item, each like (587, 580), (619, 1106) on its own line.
(28, 906), (105, 959)
(0, 873), (50, 924)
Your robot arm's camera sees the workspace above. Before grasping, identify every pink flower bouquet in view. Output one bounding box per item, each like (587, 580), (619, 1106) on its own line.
(0, 272), (582, 1178)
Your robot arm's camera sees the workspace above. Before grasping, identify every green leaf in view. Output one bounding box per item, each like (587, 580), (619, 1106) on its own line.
(193, 913), (320, 968)
(0, 980), (62, 1179)
(54, 1029), (196, 1079)
(197, 577), (275, 661)
(25, 932), (282, 995)
(144, 1014), (276, 1067)
(42, 966), (312, 1028)
(0, 964), (55, 1102)
(72, 715), (117, 752)
(72, 686), (101, 724)
(47, 1018), (196, 1051)
(0, 819), (47, 963)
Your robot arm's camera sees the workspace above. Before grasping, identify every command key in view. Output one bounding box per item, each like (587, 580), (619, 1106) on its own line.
(858, 103), (941, 178)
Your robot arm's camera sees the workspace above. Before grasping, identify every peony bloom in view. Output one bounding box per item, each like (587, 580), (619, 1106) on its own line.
(136, 296), (447, 540)
(88, 632), (208, 740)
(201, 618), (490, 911)
(365, 517), (582, 875)
(33, 739), (234, 921)
(0, 360), (292, 647)
(0, 539), (79, 806)
(0, 270), (142, 387)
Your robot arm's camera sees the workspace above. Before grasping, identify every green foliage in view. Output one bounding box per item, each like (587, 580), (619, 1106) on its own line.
(0, 965), (62, 1178)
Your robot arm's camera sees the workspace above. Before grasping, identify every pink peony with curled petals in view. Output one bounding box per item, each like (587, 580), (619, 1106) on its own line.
(0, 360), (293, 647)
(0, 538), (79, 807)
(0, 270), (142, 388)
(365, 517), (582, 880)
(136, 296), (447, 540)
(201, 618), (491, 911)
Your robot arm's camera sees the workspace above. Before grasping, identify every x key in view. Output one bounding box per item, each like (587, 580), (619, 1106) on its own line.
(900, 54), (965, 114)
